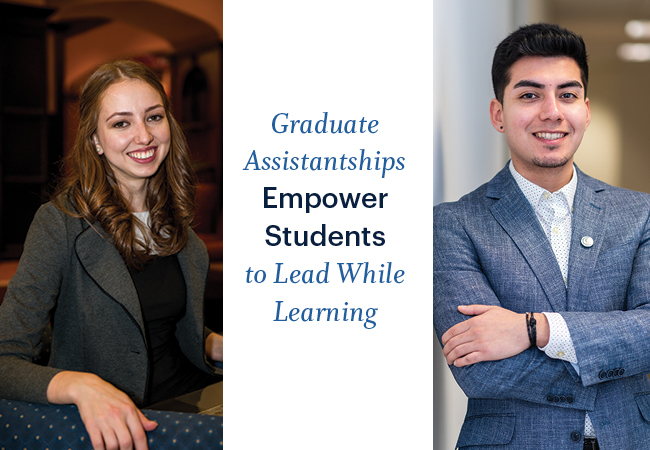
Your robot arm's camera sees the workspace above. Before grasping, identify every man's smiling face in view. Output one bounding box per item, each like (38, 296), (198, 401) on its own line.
(490, 56), (591, 184)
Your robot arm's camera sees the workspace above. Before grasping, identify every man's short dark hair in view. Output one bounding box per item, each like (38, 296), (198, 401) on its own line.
(492, 23), (588, 103)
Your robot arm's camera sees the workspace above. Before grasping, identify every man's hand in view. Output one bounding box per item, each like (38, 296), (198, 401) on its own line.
(441, 305), (549, 367)
(47, 371), (157, 450)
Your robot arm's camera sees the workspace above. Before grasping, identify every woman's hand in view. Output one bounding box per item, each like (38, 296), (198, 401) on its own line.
(205, 332), (223, 362)
(47, 371), (157, 450)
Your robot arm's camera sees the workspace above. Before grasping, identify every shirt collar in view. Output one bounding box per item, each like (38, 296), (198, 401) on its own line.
(509, 160), (578, 210)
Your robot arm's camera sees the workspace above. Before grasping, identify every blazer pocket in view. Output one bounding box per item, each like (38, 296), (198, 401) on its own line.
(635, 392), (650, 422)
(595, 239), (638, 268)
(456, 413), (515, 447)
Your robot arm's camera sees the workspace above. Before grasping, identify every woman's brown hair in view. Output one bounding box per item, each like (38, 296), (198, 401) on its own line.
(53, 60), (197, 269)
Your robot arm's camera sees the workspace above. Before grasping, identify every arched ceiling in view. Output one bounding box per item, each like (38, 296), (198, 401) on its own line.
(48, 0), (221, 51)
(63, 21), (174, 93)
(36, 0), (222, 93)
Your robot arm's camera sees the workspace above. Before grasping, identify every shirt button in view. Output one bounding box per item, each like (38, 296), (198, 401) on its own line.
(553, 227), (559, 234)
(543, 192), (550, 199)
(557, 351), (565, 357)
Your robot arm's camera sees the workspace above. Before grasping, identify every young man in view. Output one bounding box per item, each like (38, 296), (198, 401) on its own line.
(433, 23), (650, 450)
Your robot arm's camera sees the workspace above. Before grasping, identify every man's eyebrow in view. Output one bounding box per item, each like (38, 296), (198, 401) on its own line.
(512, 80), (584, 90)
(105, 105), (163, 122)
(512, 80), (544, 90)
(557, 80), (583, 90)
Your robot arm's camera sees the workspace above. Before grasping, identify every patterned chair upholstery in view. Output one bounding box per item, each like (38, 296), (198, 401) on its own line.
(0, 399), (223, 450)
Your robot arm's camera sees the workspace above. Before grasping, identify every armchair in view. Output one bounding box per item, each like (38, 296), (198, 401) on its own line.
(0, 398), (223, 449)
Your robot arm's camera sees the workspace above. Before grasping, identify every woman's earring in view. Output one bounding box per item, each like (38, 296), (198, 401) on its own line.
(96, 147), (102, 154)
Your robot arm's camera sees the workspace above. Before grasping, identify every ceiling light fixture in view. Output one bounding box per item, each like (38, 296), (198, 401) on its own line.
(625, 20), (650, 39)
(618, 43), (650, 61)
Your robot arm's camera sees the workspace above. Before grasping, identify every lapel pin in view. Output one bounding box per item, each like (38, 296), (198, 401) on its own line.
(580, 236), (594, 248)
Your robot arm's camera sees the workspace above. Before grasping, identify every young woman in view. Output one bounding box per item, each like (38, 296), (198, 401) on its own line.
(0, 60), (223, 450)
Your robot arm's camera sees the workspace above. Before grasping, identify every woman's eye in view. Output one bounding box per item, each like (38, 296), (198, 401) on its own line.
(148, 114), (164, 122)
(113, 121), (128, 129)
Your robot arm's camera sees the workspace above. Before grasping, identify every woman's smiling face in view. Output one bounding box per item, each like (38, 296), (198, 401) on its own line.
(93, 78), (170, 194)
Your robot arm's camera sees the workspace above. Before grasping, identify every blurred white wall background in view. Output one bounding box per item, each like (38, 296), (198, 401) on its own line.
(434, 1), (545, 449)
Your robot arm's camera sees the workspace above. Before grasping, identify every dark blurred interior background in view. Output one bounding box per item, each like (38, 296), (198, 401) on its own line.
(0, 0), (223, 333)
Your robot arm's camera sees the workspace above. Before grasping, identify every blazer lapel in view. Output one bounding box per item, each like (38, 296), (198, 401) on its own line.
(176, 229), (209, 325)
(488, 166), (568, 312)
(74, 222), (145, 334)
(174, 229), (210, 368)
(566, 169), (607, 310)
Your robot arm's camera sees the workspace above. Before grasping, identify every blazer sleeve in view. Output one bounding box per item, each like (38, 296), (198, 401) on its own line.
(433, 204), (596, 410)
(561, 203), (650, 387)
(0, 203), (69, 404)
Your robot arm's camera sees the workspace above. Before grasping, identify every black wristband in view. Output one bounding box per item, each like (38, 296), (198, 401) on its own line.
(527, 312), (537, 348)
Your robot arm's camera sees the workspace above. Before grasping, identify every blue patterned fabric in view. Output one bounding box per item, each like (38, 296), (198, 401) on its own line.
(0, 398), (222, 449)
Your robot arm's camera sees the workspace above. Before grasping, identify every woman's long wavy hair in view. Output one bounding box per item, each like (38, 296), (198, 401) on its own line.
(53, 60), (197, 269)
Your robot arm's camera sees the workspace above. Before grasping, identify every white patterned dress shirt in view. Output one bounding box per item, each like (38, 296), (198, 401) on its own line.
(509, 161), (595, 437)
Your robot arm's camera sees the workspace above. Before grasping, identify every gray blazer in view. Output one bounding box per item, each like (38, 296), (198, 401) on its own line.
(0, 201), (221, 406)
(433, 164), (650, 449)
